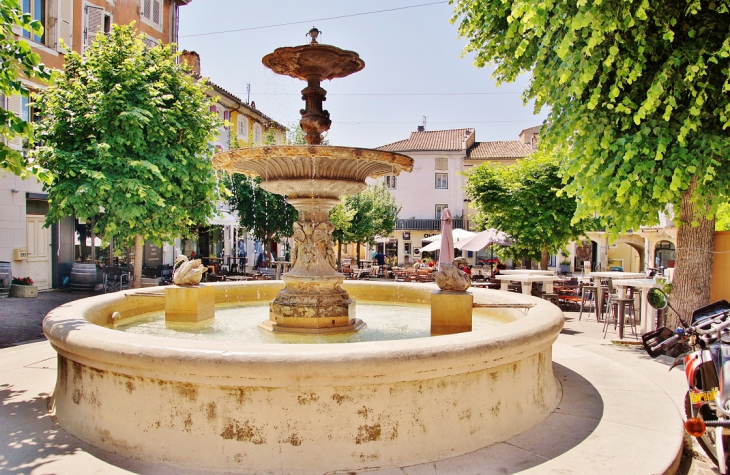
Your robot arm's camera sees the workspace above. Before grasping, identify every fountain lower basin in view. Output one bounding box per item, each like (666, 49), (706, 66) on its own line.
(43, 281), (563, 474)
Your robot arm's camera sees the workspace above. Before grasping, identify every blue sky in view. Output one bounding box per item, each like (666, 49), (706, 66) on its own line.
(178, 1), (549, 148)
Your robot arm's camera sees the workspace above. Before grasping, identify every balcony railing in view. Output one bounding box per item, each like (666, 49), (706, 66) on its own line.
(396, 218), (465, 231)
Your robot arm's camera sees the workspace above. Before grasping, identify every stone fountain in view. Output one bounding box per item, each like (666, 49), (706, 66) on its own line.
(42, 31), (564, 474)
(213, 28), (413, 334)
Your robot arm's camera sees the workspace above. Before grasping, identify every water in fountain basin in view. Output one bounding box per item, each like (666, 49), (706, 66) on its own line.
(111, 301), (510, 344)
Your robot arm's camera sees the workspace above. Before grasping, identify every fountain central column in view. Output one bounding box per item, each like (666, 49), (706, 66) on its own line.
(260, 196), (363, 334)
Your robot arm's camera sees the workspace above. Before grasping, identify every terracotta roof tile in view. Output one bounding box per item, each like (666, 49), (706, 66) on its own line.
(376, 129), (474, 152)
(468, 141), (533, 159)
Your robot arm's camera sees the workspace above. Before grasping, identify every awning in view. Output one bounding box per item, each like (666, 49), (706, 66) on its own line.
(375, 236), (397, 243)
(208, 211), (239, 226)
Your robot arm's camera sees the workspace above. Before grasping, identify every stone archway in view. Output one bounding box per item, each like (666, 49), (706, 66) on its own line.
(612, 234), (646, 272)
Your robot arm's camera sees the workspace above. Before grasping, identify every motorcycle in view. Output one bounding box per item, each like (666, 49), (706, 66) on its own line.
(642, 288), (730, 473)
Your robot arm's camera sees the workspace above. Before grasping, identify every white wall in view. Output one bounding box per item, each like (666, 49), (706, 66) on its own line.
(368, 151), (469, 221)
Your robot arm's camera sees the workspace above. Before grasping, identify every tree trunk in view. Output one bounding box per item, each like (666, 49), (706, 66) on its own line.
(670, 183), (715, 329)
(337, 241), (342, 267)
(540, 247), (549, 270)
(131, 234), (144, 289)
(356, 242), (361, 268)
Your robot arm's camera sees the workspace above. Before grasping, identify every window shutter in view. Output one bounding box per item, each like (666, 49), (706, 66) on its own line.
(152, 0), (161, 26)
(435, 157), (448, 170)
(44, 0), (58, 49)
(142, 35), (159, 48)
(7, 95), (23, 150)
(210, 105), (217, 113)
(142, 0), (152, 21)
(84, 5), (105, 50)
(57, 0), (73, 52)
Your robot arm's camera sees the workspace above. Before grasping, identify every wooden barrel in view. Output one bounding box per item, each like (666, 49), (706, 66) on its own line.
(0, 261), (11, 297)
(70, 263), (97, 292)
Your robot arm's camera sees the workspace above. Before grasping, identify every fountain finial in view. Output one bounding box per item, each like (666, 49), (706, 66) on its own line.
(307, 27), (320, 44)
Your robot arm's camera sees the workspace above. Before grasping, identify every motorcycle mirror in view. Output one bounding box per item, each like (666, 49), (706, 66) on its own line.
(647, 287), (689, 328)
(647, 288), (669, 310)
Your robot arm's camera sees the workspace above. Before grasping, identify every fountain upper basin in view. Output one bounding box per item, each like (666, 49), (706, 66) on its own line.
(43, 281), (563, 474)
(212, 145), (413, 199)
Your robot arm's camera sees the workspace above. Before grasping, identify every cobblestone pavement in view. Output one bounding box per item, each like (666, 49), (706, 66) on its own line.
(0, 290), (94, 348)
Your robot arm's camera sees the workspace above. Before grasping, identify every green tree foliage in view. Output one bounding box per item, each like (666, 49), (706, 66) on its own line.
(717, 203), (730, 231)
(226, 124), (298, 249)
(452, 0), (730, 320)
(34, 24), (222, 286)
(0, 0), (52, 179)
(466, 153), (593, 268)
(228, 174), (298, 244)
(329, 184), (400, 266)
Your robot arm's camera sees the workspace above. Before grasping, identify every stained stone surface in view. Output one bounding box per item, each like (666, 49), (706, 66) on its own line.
(172, 257), (206, 286)
(434, 263), (472, 292)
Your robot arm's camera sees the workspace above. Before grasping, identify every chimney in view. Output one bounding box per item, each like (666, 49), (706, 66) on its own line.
(417, 125), (425, 132)
(180, 50), (201, 77)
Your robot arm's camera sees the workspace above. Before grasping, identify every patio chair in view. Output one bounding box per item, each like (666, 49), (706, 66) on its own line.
(104, 266), (130, 293)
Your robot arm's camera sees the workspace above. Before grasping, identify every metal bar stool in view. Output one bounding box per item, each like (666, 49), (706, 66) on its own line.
(578, 284), (598, 321)
(602, 280), (638, 339)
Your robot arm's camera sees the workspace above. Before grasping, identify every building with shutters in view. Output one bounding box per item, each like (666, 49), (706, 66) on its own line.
(0, 0), (192, 290)
(368, 126), (535, 266)
(371, 125), (678, 275)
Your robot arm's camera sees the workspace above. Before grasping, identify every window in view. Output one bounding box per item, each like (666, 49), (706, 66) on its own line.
(237, 115), (248, 137)
(435, 204), (448, 220)
(253, 123), (263, 144)
(22, 0), (45, 44)
(384, 175), (397, 190)
(435, 173), (448, 189)
(140, 0), (163, 29)
(435, 157), (448, 170)
(142, 35), (159, 48)
(84, 4), (111, 50)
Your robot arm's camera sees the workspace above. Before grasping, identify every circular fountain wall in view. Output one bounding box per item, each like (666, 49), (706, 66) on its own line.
(43, 282), (563, 474)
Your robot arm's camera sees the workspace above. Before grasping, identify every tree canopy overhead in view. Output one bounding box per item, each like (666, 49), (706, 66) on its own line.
(466, 152), (594, 268)
(453, 0), (730, 228)
(452, 0), (730, 320)
(35, 24), (222, 286)
(0, 0), (52, 179)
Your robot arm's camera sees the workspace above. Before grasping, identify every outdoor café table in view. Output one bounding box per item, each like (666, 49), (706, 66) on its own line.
(494, 274), (562, 295)
(471, 281), (500, 290)
(586, 272), (646, 325)
(273, 261), (291, 280)
(613, 278), (662, 335)
(500, 269), (555, 276)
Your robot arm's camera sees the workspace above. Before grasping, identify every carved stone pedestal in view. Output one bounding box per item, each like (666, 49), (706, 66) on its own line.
(260, 214), (364, 334)
(165, 285), (214, 323)
(431, 290), (473, 335)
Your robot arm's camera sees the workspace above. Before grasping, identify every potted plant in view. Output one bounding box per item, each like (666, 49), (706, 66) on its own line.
(559, 259), (571, 273)
(9, 276), (38, 298)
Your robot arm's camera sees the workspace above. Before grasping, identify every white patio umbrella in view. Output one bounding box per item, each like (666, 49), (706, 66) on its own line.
(420, 228), (477, 253)
(421, 239), (443, 253)
(455, 229), (513, 252)
(422, 228), (476, 243)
